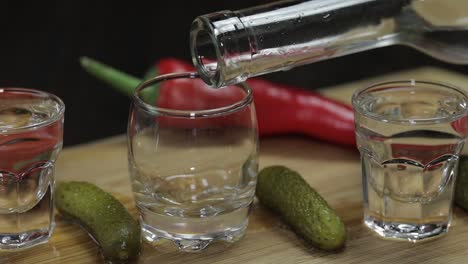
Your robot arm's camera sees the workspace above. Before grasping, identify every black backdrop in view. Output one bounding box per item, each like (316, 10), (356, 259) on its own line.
(1, 1), (467, 146)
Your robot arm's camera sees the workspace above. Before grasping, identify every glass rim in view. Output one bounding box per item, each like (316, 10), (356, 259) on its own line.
(0, 88), (65, 133)
(132, 72), (253, 118)
(352, 80), (468, 125)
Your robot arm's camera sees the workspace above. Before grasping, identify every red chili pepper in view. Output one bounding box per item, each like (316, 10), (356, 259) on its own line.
(0, 90), (63, 173)
(452, 115), (468, 137)
(0, 121), (62, 173)
(81, 57), (356, 147)
(391, 143), (458, 166)
(155, 60), (251, 130)
(157, 58), (355, 146)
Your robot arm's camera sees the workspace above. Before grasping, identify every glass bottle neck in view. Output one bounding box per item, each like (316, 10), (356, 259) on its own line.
(190, 0), (407, 87)
(191, 0), (468, 87)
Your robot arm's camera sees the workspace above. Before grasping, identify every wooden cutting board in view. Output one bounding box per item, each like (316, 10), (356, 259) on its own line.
(3, 67), (468, 264)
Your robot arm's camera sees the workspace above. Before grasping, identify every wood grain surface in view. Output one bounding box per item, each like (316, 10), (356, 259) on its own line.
(3, 67), (468, 263)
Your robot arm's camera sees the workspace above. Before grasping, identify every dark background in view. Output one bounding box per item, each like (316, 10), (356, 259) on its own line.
(1, 1), (467, 146)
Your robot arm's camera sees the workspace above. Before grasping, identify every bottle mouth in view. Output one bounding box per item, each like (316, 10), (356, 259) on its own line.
(190, 17), (222, 87)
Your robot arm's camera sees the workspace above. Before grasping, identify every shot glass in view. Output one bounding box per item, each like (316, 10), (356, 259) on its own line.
(0, 88), (65, 250)
(127, 72), (259, 252)
(352, 80), (468, 242)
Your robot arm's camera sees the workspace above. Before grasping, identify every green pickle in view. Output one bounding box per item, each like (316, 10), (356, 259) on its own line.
(455, 156), (468, 211)
(55, 181), (141, 263)
(256, 166), (346, 250)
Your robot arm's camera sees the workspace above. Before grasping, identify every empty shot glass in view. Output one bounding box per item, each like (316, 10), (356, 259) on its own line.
(127, 72), (259, 252)
(0, 88), (65, 250)
(352, 80), (468, 242)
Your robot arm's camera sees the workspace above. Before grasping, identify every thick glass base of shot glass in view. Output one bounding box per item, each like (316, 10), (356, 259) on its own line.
(140, 205), (250, 252)
(0, 185), (55, 251)
(0, 227), (54, 251)
(364, 214), (449, 242)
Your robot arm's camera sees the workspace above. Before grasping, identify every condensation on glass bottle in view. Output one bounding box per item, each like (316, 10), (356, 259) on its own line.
(190, 0), (468, 87)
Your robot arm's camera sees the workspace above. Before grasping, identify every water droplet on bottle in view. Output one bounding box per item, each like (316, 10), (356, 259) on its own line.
(322, 12), (334, 21)
(293, 15), (303, 24)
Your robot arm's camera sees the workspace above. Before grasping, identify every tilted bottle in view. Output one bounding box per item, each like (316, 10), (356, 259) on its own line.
(190, 0), (468, 87)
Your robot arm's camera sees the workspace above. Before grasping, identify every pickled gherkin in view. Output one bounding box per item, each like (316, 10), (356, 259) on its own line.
(55, 181), (141, 263)
(256, 166), (346, 250)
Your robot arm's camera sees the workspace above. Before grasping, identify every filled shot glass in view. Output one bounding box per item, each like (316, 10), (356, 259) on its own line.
(352, 80), (468, 242)
(127, 72), (259, 252)
(0, 88), (64, 250)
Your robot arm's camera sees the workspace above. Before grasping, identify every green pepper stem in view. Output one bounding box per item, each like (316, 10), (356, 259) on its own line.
(80, 57), (158, 102)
